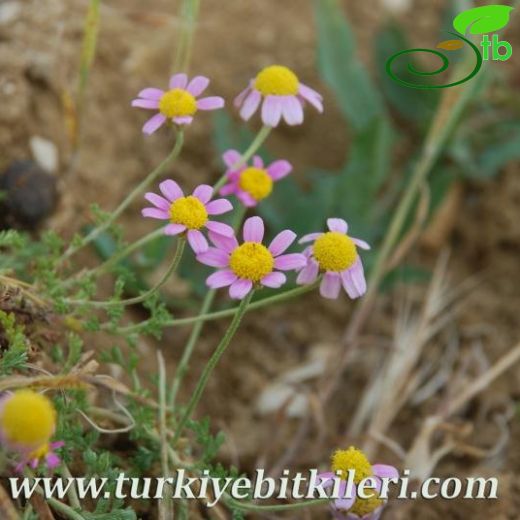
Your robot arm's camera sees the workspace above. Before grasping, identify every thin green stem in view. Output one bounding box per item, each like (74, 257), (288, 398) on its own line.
(61, 131), (184, 263)
(169, 289), (216, 407)
(173, 0), (201, 74)
(227, 496), (329, 512)
(43, 495), (85, 520)
(66, 238), (186, 308)
(63, 227), (166, 289)
(119, 282), (317, 335)
(173, 291), (254, 443)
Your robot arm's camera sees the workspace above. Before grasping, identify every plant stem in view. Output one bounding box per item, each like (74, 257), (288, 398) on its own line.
(61, 131), (184, 263)
(119, 282), (317, 334)
(173, 291), (254, 443)
(63, 227), (166, 289)
(66, 237), (185, 308)
(169, 206), (247, 406)
(169, 289), (216, 406)
(172, 0), (201, 74)
(227, 496), (329, 512)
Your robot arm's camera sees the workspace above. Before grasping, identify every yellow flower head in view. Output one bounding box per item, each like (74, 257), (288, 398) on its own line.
(0, 390), (56, 449)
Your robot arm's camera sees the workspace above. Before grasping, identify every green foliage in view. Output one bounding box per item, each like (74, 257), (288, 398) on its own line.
(0, 310), (27, 374)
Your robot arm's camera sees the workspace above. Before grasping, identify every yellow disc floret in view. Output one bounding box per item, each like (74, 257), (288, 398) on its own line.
(254, 65), (299, 96)
(239, 168), (273, 201)
(313, 232), (357, 272)
(159, 88), (197, 118)
(229, 242), (274, 282)
(169, 196), (208, 230)
(331, 446), (373, 484)
(0, 390), (56, 447)
(349, 490), (383, 517)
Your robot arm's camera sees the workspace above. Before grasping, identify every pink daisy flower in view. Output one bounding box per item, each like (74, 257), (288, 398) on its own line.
(196, 216), (306, 299)
(234, 65), (323, 127)
(318, 446), (399, 520)
(142, 180), (233, 254)
(0, 390), (64, 473)
(132, 73), (224, 134)
(219, 149), (292, 207)
(297, 218), (370, 300)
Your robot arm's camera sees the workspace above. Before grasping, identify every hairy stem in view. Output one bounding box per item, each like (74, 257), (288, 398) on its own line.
(61, 131), (184, 263)
(173, 291), (254, 443)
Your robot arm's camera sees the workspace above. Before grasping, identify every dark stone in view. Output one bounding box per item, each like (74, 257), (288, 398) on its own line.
(0, 160), (57, 229)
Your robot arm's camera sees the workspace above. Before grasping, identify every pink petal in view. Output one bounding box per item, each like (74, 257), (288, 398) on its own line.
(353, 237), (371, 250)
(320, 272), (341, 299)
(261, 272), (286, 288)
(197, 96), (225, 110)
(234, 85), (252, 107)
(281, 96), (304, 125)
(299, 232), (323, 244)
(373, 464), (399, 479)
(46, 453), (61, 469)
(169, 73), (188, 89)
(237, 190), (257, 207)
(298, 83), (324, 112)
(333, 480), (356, 511)
(160, 180), (183, 201)
(327, 218), (348, 234)
(164, 223), (186, 235)
(229, 279), (253, 300)
(261, 95), (283, 127)
(252, 155), (264, 168)
(222, 149), (242, 169)
(268, 230), (296, 256)
(144, 192), (170, 210)
(206, 199), (233, 215)
(186, 75), (210, 96)
(240, 89), (262, 120)
(274, 253), (307, 271)
(208, 231), (238, 253)
(187, 230), (208, 254)
(267, 159), (292, 181)
(207, 269), (237, 289)
(219, 183), (237, 197)
(131, 99), (159, 109)
(206, 220), (234, 237)
(142, 208), (169, 220)
(173, 116), (193, 125)
(137, 88), (164, 100)
(143, 113), (167, 135)
(192, 184), (213, 204)
(196, 247), (230, 268)
(243, 216), (264, 243)
(341, 257), (366, 298)
(296, 258), (319, 285)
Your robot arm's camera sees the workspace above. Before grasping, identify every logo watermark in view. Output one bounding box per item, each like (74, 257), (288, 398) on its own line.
(386, 5), (514, 89)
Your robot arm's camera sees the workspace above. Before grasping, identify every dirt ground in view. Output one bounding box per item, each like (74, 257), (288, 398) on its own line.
(1, 0), (519, 518)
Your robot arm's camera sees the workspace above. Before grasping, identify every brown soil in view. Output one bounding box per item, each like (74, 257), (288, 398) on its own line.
(1, 0), (519, 519)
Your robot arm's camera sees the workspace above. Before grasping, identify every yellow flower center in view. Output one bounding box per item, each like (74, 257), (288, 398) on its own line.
(169, 196), (208, 230)
(159, 88), (197, 118)
(254, 65), (299, 96)
(0, 390), (56, 447)
(349, 490), (383, 517)
(238, 167), (273, 201)
(331, 446), (373, 484)
(229, 242), (274, 282)
(313, 232), (357, 272)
